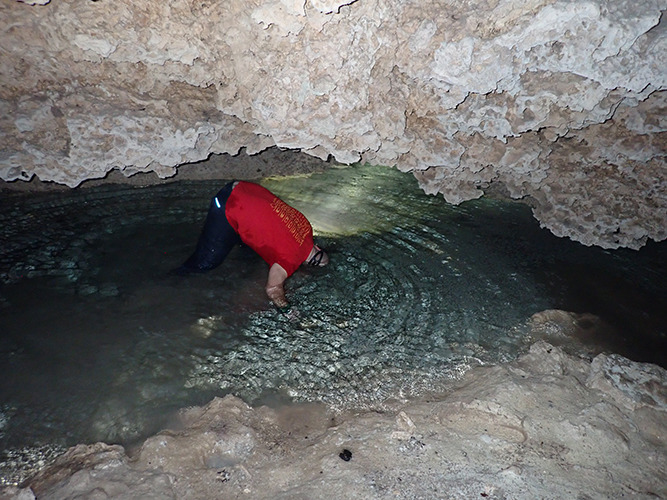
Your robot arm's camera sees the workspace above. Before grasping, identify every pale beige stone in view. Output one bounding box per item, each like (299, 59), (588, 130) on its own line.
(0, 0), (665, 249)
(6, 341), (665, 499)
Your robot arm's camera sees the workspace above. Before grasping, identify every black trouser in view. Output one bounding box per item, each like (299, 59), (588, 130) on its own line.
(177, 182), (241, 273)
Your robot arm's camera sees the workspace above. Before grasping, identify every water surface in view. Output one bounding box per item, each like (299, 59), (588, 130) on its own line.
(1, 164), (665, 484)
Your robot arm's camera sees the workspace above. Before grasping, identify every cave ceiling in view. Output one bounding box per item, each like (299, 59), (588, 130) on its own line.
(1, 0), (665, 249)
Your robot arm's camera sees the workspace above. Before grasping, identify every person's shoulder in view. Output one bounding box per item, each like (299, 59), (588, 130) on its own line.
(237, 181), (263, 191)
(240, 182), (275, 197)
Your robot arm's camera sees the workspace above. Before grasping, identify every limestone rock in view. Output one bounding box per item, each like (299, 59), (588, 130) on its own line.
(587, 353), (667, 411)
(1, 0), (665, 249)
(3, 342), (665, 499)
(16, 443), (176, 499)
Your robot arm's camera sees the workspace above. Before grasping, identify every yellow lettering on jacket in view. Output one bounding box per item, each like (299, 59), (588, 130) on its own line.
(270, 197), (309, 246)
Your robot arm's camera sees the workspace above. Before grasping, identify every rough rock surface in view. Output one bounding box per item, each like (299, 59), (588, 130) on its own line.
(1, 0), (666, 249)
(2, 341), (665, 499)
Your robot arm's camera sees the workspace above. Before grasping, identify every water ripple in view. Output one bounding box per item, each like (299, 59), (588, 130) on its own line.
(1, 164), (665, 485)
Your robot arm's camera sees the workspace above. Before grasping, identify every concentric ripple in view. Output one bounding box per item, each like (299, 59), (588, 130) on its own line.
(1, 164), (665, 485)
(180, 172), (547, 410)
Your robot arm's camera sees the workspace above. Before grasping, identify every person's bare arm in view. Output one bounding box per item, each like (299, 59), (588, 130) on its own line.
(265, 263), (289, 308)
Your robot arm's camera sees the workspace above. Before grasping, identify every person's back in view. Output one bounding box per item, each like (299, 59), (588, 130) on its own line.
(225, 182), (314, 277)
(174, 181), (328, 312)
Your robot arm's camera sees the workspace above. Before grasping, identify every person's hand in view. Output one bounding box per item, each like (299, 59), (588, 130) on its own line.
(277, 304), (300, 321)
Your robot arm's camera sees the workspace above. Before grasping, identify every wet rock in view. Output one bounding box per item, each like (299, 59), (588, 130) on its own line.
(22, 443), (176, 499)
(3, 342), (665, 499)
(587, 353), (667, 411)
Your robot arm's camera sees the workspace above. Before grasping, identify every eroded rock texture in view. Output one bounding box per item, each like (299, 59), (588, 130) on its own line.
(1, 0), (666, 248)
(4, 342), (666, 499)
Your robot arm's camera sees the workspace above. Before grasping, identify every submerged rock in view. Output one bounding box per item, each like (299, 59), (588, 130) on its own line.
(4, 341), (665, 499)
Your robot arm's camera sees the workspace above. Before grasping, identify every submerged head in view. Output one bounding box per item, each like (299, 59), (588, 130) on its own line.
(305, 244), (329, 267)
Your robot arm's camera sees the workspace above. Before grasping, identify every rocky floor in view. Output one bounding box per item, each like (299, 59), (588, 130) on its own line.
(2, 340), (665, 500)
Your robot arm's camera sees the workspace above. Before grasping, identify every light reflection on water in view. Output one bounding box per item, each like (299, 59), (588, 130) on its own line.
(0, 164), (665, 484)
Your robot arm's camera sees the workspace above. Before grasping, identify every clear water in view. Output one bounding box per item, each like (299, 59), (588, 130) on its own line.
(1, 164), (665, 484)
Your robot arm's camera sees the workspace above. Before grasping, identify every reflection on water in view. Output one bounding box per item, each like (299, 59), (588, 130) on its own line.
(1, 164), (665, 484)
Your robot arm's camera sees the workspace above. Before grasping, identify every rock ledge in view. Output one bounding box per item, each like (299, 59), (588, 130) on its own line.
(3, 341), (665, 500)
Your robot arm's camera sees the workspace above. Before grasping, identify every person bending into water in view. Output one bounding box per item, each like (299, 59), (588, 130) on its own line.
(175, 181), (329, 313)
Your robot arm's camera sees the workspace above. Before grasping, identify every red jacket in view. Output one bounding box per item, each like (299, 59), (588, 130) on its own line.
(225, 182), (314, 276)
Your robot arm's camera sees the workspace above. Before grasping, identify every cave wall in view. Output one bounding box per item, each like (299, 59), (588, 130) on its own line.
(0, 0), (665, 249)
